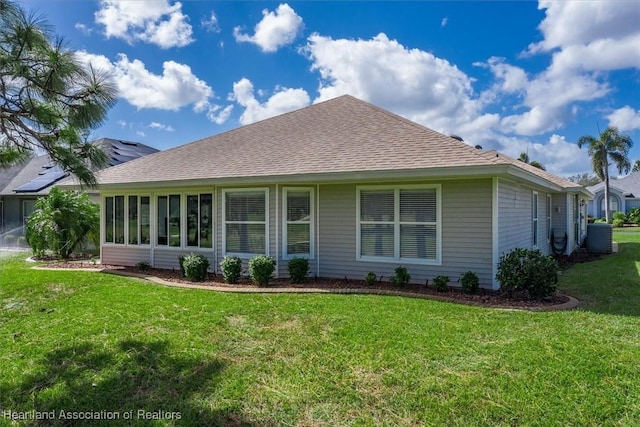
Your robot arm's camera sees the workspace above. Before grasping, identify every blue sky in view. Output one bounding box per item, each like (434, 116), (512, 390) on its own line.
(24, 0), (640, 177)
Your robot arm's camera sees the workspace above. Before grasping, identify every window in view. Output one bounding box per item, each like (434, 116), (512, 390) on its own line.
(187, 194), (213, 248)
(224, 189), (268, 256)
(128, 196), (138, 245)
(600, 196), (619, 213)
(105, 195), (150, 245)
(532, 192), (538, 247)
(157, 195), (181, 247)
(357, 186), (440, 264)
(283, 188), (314, 259)
(547, 195), (552, 242)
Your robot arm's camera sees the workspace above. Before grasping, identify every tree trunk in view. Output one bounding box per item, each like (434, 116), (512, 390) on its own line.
(604, 151), (611, 223)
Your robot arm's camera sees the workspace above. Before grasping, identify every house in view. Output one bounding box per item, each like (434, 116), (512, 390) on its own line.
(0, 138), (158, 234)
(71, 96), (592, 289)
(586, 173), (640, 219)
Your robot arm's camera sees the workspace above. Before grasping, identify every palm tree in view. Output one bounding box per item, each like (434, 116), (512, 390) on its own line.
(577, 127), (633, 222)
(632, 160), (640, 173)
(518, 152), (546, 170)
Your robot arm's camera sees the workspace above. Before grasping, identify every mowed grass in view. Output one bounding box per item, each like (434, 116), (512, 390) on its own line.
(1, 232), (640, 426)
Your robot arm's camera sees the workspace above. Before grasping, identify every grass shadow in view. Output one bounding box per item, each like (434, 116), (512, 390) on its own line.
(1, 340), (253, 426)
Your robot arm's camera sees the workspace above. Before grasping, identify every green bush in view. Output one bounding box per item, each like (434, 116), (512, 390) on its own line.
(594, 218), (607, 224)
(136, 261), (151, 272)
(16, 236), (27, 247)
(249, 255), (276, 287)
(612, 218), (625, 228)
(496, 248), (559, 299)
(627, 207), (640, 224)
(181, 253), (210, 282)
(220, 255), (242, 284)
(365, 272), (377, 286)
(3, 234), (16, 247)
(288, 257), (309, 284)
(612, 211), (626, 222)
(460, 271), (479, 294)
(433, 275), (449, 292)
(390, 266), (411, 287)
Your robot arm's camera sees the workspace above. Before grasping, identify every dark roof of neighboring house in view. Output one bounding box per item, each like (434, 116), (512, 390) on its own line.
(92, 95), (586, 194)
(0, 138), (158, 196)
(588, 172), (640, 198)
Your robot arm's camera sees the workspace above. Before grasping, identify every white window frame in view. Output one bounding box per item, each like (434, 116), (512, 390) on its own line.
(155, 193), (183, 248)
(185, 193), (214, 249)
(103, 194), (152, 246)
(356, 184), (442, 265)
(532, 191), (539, 248)
(222, 188), (269, 258)
(282, 187), (315, 260)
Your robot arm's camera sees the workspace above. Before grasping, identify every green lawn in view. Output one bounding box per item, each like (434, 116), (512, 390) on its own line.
(1, 232), (640, 426)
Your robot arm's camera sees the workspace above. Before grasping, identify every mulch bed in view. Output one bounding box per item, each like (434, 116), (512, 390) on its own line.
(40, 261), (572, 309)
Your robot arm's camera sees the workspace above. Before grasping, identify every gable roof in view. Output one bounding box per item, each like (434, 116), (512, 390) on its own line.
(1, 138), (157, 196)
(92, 95), (589, 195)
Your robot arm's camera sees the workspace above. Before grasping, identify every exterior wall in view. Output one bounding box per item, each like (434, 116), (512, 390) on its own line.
(589, 190), (625, 218)
(318, 179), (494, 287)
(626, 199), (640, 210)
(0, 196), (38, 232)
(102, 245), (151, 267)
(497, 180), (533, 256)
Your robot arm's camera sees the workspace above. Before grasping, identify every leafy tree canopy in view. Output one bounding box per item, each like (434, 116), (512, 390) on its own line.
(0, 0), (117, 186)
(567, 173), (601, 187)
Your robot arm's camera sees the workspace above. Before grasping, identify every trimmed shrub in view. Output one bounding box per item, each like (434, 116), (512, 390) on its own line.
(288, 257), (309, 284)
(220, 255), (242, 284)
(627, 207), (640, 224)
(136, 261), (151, 272)
(390, 266), (411, 287)
(3, 234), (16, 247)
(249, 255), (276, 287)
(460, 271), (479, 294)
(496, 248), (559, 299)
(612, 218), (625, 228)
(433, 275), (449, 292)
(612, 211), (626, 222)
(182, 253), (210, 282)
(365, 272), (377, 286)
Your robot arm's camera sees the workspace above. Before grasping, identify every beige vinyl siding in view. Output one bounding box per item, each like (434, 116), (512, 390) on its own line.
(318, 179), (493, 287)
(498, 180), (533, 256)
(102, 246), (151, 267)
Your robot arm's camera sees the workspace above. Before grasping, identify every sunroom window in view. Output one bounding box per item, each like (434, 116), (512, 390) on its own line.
(104, 195), (149, 245)
(358, 186), (440, 264)
(157, 195), (181, 247)
(224, 189), (268, 255)
(187, 194), (213, 248)
(283, 188), (313, 259)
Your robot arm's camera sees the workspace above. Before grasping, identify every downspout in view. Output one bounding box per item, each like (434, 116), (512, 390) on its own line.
(316, 184), (320, 278)
(275, 184), (279, 279)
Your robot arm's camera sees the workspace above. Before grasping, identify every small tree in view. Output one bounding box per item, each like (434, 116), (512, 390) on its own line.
(25, 188), (99, 259)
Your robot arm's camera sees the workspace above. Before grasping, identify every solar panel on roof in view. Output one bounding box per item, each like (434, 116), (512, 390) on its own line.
(13, 169), (67, 193)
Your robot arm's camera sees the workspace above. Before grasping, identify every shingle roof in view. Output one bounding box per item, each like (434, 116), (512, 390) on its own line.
(93, 95), (586, 194)
(1, 138), (157, 195)
(588, 173), (640, 197)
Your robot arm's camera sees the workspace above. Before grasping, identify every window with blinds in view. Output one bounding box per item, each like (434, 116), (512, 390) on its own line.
(358, 186), (440, 264)
(224, 189), (268, 255)
(283, 188), (314, 259)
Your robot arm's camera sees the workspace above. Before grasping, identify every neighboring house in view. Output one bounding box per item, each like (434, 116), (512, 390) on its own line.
(0, 138), (158, 234)
(69, 96), (592, 289)
(586, 173), (640, 219)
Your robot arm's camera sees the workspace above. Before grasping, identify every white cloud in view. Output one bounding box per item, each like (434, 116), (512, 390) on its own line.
(608, 106), (640, 132)
(149, 122), (175, 132)
(305, 33), (496, 138)
(76, 51), (213, 112)
(202, 11), (221, 33)
(136, 131), (146, 137)
(206, 104), (234, 125)
(491, 0), (640, 136)
(440, 17), (448, 28)
(95, 0), (194, 49)
(75, 23), (92, 36)
(234, 4), (303, 52)
(231, 78), (310, 125)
